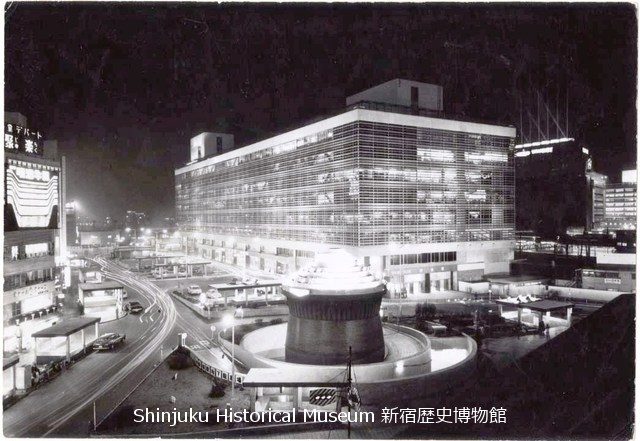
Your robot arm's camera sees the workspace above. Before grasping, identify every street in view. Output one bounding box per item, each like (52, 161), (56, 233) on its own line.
(3, 257), (177, 437)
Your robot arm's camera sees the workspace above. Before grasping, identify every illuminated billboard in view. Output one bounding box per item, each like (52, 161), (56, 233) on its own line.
(5, 159), (60, 229)
(4, 123), (43, 156)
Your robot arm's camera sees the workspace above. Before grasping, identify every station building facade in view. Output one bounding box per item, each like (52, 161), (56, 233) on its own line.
(175, 81), (517, 295)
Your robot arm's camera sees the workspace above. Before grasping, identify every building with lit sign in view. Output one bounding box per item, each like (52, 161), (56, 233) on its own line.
(175, 80), (516, 294)
(515, 137), (603, 237)
(3, 113), (66, 330)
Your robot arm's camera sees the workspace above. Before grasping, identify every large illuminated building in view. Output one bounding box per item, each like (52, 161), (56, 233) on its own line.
(176, 79), (517, 293)
(515, 138), (605, 237)
(3, 112), (66, 328)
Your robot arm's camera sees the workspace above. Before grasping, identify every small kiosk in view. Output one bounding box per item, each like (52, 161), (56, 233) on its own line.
(31, 317), (101, 364)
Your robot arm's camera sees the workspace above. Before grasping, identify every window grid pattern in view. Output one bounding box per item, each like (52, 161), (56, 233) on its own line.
(176, 118), (515, 247)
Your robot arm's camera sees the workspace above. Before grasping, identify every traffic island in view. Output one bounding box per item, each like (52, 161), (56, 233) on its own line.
(96, 348), (251, 436)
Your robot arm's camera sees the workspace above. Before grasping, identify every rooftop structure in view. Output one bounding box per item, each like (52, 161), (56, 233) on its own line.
(189, 132), (234, 162)
(346, 78), (443, 112)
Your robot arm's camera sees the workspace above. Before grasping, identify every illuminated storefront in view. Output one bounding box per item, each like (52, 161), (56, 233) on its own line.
(176, 82), (516, 294)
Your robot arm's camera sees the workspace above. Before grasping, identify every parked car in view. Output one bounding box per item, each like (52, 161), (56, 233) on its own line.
(242, 278), (258, 285)
(126, 301), (145, 314)
(93, 332), (126, 351)
(206, 287), (221, 298)
(187, 285), (203, 295)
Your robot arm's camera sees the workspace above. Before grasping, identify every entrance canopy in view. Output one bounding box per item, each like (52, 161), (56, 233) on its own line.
(496, 299), (574, 312)
(32, 317), (101, 364)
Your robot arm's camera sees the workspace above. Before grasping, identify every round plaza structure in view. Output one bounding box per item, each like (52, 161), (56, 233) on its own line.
(282, 250), (386, 365)
(227, 250), (478, 408)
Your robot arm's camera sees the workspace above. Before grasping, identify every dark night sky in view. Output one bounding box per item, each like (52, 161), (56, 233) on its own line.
(5, 2), (637, 223)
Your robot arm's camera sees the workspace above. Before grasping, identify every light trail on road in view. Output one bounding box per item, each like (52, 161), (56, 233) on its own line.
(3, 257), (178, 438)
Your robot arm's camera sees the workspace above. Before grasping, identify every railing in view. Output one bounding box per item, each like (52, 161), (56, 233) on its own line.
(187, 345), (245, 386)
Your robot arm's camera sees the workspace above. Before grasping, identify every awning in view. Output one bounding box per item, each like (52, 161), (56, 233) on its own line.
(496, 299), (574, 312)
(31, 317), (101, 338)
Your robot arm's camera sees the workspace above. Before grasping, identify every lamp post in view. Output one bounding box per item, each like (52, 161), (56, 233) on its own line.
(223, 314), (236, 399)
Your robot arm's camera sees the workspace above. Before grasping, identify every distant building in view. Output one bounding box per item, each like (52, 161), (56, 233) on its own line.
(176, 79), (516, 295)
(65, 201), (79, 246)
(599, 170), (637, 231)
(589, 172), (609, 230)
(79, 230), (120, 247)
(515, 138), (598, 237)
(3, 112), (66, 326)
(125, 210), (148, 230)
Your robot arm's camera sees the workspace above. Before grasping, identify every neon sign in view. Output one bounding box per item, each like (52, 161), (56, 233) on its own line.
(5, 161), (60, 228)
(4, 123), (43, 156)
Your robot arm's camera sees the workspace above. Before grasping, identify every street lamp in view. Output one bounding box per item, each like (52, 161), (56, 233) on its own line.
(222, 314), (236, 399)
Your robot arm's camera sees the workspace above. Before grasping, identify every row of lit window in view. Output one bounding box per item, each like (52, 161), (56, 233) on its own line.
(389, 251), (457, 265)
(185, 227), (513, 247)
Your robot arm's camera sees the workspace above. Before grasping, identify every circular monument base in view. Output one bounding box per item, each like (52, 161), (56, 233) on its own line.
(285, 315), (385, 365)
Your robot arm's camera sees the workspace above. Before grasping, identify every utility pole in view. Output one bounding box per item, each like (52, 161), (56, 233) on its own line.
(347, 346), (352, 439)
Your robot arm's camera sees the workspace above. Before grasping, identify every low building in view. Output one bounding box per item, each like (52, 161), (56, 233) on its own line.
(578, 250), (636, 293)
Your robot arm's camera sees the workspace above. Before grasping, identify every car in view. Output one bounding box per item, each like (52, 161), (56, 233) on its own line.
(126, 301), (145, 314)
(187, 285), (202, 295)
(93, 332), (126, 351)
(206, 287), (221, 299)
(242, 278), (258, 285)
